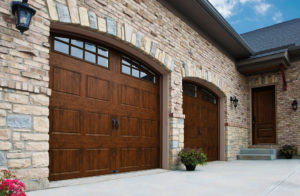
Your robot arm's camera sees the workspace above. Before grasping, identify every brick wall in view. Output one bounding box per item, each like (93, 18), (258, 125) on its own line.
(0, 0), (250, 190)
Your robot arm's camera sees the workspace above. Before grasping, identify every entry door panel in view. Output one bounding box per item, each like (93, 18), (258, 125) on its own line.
(183, 83), (219, 161)
(252, 86), (276, 144)
(49, 37), (160, 181)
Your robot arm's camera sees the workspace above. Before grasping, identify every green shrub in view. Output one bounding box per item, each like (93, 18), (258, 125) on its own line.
(280, 145), (298, 159)
(178, 148), (207, 167)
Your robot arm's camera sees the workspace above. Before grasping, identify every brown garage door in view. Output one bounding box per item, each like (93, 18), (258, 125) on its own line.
(49, 35), (160, 181)
(183, 82), (219, 161)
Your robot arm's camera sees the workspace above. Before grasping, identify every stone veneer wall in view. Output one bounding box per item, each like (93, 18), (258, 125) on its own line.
(0, 0), (250, 190)
(249, 60), (300, 151)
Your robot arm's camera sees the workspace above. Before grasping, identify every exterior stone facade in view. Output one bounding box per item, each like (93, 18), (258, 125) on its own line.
(0, 0), (253, 190)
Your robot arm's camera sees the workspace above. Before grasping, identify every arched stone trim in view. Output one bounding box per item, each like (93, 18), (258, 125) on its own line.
(183, 77), (227, 161)
(181, 63), (229, 97)
(46, 0), (175, 72)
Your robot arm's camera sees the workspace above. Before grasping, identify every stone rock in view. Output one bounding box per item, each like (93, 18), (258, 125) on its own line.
(183, 62), (189, 77)
(32, 152), (49, 167)
(23, 179), (49, 191)
(30, 94), (49, 106)
(46, 0), (58, 20)
(136, 32), (143, 48)
(8, 159), (30, 169)
(67, 0), (80, 24)
(13, 168), (49, 180)
(0, 142), (11, 150)
(5, 93), (28, 104)
(124, 23), (133, 42)
(79, 7), (89, 26)
(98, 17), (106, 32)
(106, 17), (117, 36)
(56, 3), (71, 23)
(33, 117), (49, 133)
(150, 41), (156, 57)
(0, 152), (6, 166)
(7, 114), (32, 129)
(13, 105), (48, 116)
(88, 11), (98, 29)
(21, 133), (49, 141)
(0, 129), (10, 140)
(26, 142), (49, 151)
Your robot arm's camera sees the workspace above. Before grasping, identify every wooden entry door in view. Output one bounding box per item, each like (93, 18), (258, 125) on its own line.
(252, 86), (276, 144)
(183, 82), (219, 161)
(49, 35), (160, 181)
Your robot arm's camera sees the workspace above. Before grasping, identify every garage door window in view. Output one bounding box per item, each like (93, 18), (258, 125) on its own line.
(53, 36), (109, 68)
(121, 56), (156, 83)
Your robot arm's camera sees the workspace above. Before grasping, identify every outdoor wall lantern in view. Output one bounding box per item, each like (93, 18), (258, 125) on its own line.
(11, 0), (36, 34)
(230, 96), (239, 108)
(292, 100), (298, 111)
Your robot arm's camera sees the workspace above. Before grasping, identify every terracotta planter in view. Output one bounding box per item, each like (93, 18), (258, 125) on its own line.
(185, 164), (196, 171)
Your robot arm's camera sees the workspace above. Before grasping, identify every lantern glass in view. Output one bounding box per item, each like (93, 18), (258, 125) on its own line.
(11, 1), (36, 34)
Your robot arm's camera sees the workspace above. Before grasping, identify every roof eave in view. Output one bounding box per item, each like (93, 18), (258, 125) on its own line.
(237, 51), (290, 76)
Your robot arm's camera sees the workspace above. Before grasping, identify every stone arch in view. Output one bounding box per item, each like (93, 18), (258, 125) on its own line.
(45, 0), (175, 72)
(182, 76), (227, 161)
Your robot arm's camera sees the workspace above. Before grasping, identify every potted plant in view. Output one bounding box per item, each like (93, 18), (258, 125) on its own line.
(0, 169), (26, 196)
(178, 148), (207, 171)
(279, 145), (298, 159)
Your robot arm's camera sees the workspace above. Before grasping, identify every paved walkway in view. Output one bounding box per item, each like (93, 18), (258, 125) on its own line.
(28, 160), (300, 196)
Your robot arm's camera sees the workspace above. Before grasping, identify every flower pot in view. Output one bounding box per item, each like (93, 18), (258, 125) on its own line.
(185, 164), (196, 171)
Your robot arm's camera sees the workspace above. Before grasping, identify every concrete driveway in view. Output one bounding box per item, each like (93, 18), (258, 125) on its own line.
(28, 160), (300, 196)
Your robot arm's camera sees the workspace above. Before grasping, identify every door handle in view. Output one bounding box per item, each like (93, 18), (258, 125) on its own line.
(112, 118), (116, 131)
(198, 128), (202, 136)
(115, 119), (119, 132)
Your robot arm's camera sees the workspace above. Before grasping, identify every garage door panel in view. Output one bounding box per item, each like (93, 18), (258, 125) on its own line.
(52, 108), (81, 134)
(86, 76), (111, 101)
(50, 149), (81, 175)
(120, 116), (139, 137)
(119, 148), (139, 170)
(53, 67), (81, 96)
(119, 85), (140, 107)
(86, 112), (112, 136)
(85, 148), (111, 172)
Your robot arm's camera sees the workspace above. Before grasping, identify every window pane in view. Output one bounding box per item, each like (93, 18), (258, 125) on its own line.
(141, 72), (147, 78)
(55, 37), (69, 43)
(98, 47), (109, 57)
(183, 83), (197, 98)
(202, 89), (217, 104)
(85, 51), (96, 63)
(54, 40), (69, 54)
(85, 42), (96, 52)
(141, 74), (155, 83)
(71, 39), (83, 48)
(71, 46), (83, 59)
(122, 57), (131, 66)
(122, 65), (131, 75)
(97, 56), (108, 67)
(132, 69), (139, 78)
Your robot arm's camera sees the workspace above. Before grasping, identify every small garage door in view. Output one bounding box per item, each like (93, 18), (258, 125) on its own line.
(49, 34), (160, 181)
(183, 82), (219, 161)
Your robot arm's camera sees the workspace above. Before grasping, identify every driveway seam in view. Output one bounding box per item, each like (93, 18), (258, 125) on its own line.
(262, 166), (300, 196)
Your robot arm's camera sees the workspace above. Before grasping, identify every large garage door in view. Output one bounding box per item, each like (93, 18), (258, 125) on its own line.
(183, 82), (219, 161)
(49, 35), (160, 181)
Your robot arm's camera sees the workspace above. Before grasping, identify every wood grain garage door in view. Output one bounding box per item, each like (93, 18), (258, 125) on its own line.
(183, 82), (219, 161)
(49, 35), (160, 181)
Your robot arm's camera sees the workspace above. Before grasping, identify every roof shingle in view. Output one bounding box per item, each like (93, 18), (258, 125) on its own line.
(241, 18), (300, 54)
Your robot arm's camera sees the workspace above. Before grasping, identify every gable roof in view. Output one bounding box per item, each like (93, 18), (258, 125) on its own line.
(241, 18), (300, 54)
